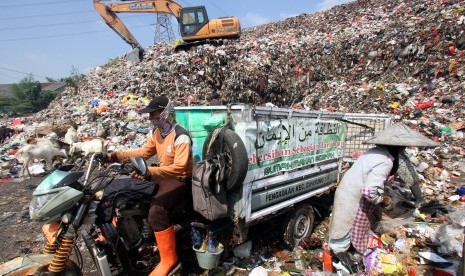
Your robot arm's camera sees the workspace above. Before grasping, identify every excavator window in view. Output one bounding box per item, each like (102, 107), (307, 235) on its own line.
(180, 6), (208, 37)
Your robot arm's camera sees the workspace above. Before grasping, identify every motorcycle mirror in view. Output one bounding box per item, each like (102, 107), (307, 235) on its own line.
(130, 157), (148, 175)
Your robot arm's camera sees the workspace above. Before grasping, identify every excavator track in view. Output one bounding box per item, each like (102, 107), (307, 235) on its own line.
(174, 39), (225, 52)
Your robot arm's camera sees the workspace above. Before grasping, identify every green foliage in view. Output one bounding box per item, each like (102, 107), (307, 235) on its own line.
(3, 76), (62, 117)
(0, 96), (17, 116)
(11, 75), (41, 101)
(33, 90), (60, 110)
(14, 100), (35, 115)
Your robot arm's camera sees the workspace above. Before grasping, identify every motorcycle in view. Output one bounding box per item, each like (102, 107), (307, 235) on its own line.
(2, 153), (191, 276)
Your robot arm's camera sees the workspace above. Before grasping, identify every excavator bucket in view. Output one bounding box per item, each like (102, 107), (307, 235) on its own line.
(125, 47), (144, 62)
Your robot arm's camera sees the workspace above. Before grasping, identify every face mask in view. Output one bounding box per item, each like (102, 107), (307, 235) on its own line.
(151, 100), (176, 137)
(151, 116), (165, 129)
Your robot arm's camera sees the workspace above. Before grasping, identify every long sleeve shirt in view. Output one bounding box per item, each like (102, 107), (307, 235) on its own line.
(115, 125), (193, 181)
(329, 146), (394, 253)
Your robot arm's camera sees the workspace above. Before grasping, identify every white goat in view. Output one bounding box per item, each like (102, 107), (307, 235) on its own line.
(16, 144), (67, 177)
(69, 138), (107, 158)
(64, 127), (78, 145)
(26, 137), (69, 152)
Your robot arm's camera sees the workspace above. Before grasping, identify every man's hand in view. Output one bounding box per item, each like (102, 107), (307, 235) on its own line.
(106, 152), (117, 163)
(130, 170), (151, 181)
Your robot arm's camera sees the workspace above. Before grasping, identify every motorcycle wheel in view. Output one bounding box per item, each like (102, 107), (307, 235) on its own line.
(59, 260), (82, 276)
(101, 222), (135, 275)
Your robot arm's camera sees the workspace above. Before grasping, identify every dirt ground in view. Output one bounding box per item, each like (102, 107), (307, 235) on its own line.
(0, 175), (212, 275)
(0, 176), (105, 275)
(0, 176), (45, 264)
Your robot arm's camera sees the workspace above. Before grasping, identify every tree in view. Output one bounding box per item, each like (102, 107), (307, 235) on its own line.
(11, 75), (41, 101)
(61, 66), (85, 93)
(8, 75), (59, 115)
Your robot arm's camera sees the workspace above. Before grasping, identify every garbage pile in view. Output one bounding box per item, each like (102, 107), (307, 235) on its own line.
(0, 0), (464, 274)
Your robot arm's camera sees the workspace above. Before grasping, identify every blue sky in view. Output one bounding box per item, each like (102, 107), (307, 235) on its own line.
(0, 0), (351, 84)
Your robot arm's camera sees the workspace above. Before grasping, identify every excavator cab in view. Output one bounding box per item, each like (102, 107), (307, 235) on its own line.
(179, 5), (241, 43)
(180, 6), (208, 37)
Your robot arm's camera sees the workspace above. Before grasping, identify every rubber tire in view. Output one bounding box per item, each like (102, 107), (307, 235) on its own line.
(202, 129), (248, 191)
(60, 260), (82, 276)
(102, 222), (134, 275)
(282, 204), (315, 250)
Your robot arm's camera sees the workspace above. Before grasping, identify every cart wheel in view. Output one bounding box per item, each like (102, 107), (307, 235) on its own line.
(282, 204), (315, 250)
(202, 129), (248, 191)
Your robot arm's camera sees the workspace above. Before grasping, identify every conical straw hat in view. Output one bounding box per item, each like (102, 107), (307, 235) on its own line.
(363, 123), (440, 147)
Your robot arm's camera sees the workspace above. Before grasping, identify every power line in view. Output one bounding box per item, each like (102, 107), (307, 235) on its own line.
(0, 19), (96, 31)
(177, 0), (193, 7)
(0, 72), (21, 82)
(0, 14), (147, 31)
(0, 66), (50, 79)
(0, 10), (90, 20)
(0, 24), (150, 43)
(0, 0), (84, 9)
(205, 0), (230, 17)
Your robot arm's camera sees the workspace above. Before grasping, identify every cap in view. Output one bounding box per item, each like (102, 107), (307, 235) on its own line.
(139, 95), (169, 113)
(363, 123), (440, 148)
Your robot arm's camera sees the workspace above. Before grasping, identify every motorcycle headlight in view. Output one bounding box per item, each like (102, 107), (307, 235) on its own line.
(29, 192), (58, 220)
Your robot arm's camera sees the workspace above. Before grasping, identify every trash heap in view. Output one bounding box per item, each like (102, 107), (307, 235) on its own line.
(0, 0), (464, 274)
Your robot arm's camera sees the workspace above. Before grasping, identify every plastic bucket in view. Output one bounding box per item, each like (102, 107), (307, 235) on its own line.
(193, 246), (224, 269)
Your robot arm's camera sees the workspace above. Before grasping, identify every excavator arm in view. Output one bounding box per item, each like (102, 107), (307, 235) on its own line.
(93, 0), (182, 49)
(93, 0), (240, 53)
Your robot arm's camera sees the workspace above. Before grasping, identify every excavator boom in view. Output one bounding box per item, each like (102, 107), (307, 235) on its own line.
(93, 0), (241, 52)
(93, 0), (182, 50)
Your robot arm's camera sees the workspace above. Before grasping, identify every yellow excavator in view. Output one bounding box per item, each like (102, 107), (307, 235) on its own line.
(93, 0), (241, 54)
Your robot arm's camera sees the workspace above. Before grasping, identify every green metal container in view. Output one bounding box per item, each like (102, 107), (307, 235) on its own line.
(176, 106), (227, 163)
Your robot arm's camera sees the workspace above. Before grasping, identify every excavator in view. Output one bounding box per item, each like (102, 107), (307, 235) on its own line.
(93, 0), (241, 56)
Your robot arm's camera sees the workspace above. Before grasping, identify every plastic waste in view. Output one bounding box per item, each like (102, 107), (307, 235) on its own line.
(191, 226), (202, 250)
(233, 240), (252, 258)
(323, 243), (333, 272)
(207, 231), (216, 253)
(415, 100), (434, 110)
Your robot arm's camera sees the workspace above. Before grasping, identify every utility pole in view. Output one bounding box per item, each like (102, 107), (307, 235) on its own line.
(154, 14), (175, 44)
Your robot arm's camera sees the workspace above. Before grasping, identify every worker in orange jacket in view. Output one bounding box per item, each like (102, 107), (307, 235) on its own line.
(108, 95), (193, 276)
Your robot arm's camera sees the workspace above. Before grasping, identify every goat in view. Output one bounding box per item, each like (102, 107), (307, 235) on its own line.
(69, 138), (107, 158)
(16, 144), (67, 177)
(26, 136), (70, 153)
(64, 127), (78, 145)
(0, 126), (15, 144)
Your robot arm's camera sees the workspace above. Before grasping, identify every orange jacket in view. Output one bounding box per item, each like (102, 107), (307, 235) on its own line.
(115, 125), (193, 180)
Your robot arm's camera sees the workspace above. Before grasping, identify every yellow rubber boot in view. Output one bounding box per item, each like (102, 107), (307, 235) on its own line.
(149, 225), (178, 276)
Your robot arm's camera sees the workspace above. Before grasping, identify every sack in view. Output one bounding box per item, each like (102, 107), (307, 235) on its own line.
(96, 177), (155, 222)
(192, 155), (227, 221)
